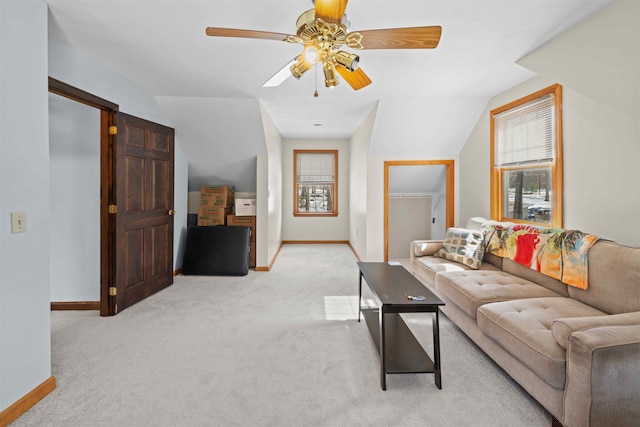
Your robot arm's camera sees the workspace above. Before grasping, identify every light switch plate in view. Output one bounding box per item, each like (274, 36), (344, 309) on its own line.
(11, 211), (26, 234)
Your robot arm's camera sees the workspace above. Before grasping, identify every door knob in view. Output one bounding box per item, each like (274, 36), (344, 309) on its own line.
(168, 209), (176, 216)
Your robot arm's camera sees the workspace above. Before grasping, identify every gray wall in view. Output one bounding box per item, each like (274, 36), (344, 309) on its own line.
(49, 93), (101, 302)
(174, 144), (188, 270)
(0, 0), (51, 412)
(388, 196), (432, 259)
(1, 12), (190, 413)
(49, 36), (189, 272)
(155, 96), (267, 193)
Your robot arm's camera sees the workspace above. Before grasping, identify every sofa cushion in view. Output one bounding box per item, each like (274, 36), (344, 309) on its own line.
(415, 255), (500, 284)
(434, 227), (485, 269)
(417, 255), (471, 273)
(552, 311), (639, 350)
(477, 297), (606, 389)
(502, 258), (569, 297)
(568, 240), (640, 314)
(436, 270), (561, 319)
(483, 252), (503, 270)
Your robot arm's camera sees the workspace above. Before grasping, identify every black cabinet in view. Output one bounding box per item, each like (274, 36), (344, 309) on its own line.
(182, 225), (251, 276)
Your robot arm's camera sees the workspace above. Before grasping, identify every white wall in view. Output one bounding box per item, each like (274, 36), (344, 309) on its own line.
(348, 105), (377, 260)
(258, 104), (283, 268)
(282, 138), (350, 241)
(365, 155), (387, 261)
(432, 171), (448, 240)
(49, 93), (100, 301)
(361, 95), (482, 261)
(459, 0), (640, 246)
(0, 0), (51, 412)
(368, 97), (487, 158)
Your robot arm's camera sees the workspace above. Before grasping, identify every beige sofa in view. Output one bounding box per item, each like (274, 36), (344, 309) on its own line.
(409, 219), (640, 427)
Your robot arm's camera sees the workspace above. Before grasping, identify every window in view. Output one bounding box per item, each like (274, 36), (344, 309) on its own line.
(490, 84), (563, 227)
(294, 150), (338, 216)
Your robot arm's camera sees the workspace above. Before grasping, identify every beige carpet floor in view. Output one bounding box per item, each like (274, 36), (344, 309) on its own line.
(13, 244), (550, 426)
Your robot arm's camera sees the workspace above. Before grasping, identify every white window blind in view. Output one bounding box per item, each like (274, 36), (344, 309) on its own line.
(297, 152), (335, 184)
(494, 94), (555, 167)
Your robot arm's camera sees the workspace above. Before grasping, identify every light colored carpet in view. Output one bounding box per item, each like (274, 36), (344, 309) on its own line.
(14, 244), (550, 426)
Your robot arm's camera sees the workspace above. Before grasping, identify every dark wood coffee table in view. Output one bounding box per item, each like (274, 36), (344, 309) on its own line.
(357, 262), (445, 390)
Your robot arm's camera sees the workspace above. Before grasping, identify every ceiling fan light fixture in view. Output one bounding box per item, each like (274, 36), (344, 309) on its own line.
(335, 50), (359, 71)
(303, 45), (320, 64)
(206, 2), (443, 92)
(323, 62), (339, 88)
(290, 56), (313, 79)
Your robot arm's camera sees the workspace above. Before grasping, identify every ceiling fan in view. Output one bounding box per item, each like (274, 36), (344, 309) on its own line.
(205, 0), (442, 91)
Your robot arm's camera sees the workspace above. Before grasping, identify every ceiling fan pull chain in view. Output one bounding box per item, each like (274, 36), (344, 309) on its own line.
(314, 65), (319, 97)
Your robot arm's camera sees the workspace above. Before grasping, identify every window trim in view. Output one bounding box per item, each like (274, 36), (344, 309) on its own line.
(293, 149), (338, 217)
(490, 84), (563, 227)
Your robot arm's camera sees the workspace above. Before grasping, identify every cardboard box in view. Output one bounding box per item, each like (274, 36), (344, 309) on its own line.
(227, 215), (256, 242)
(197, 206), (232, 226)
(235, 198), (256, 216)
(200, 185), (234, 207)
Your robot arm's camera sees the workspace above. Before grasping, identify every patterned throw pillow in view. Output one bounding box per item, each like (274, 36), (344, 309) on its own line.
(434, 228), (485, 269)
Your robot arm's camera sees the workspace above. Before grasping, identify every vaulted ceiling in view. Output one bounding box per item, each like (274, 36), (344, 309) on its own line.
(45, 0), (615, 190)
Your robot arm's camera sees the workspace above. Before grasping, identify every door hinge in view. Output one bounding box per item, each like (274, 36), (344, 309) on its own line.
(108, 204), (117, 214)
(109, 125), (118, 135)
(109, 286), (117, 296)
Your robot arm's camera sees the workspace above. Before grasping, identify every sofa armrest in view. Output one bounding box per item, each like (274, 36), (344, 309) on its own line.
(409, 240), (443, 262)
(552, 311), (640, 349)
(563, 324), (640, 427)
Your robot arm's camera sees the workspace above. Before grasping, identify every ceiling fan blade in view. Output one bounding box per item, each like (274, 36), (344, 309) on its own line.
(357, 26), (442, 49)
(262, 57), (298, 87)
(205, 27), (292, 42)
(335, 65), (372, 91)
(314, 0), (348, 24)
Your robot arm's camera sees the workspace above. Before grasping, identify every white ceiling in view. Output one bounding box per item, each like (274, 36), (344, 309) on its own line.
(389, 164), (446, 195)
(46, 0), (614, 141)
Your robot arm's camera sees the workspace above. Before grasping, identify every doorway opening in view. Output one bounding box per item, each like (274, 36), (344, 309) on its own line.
(48, 78), (118, 316)
(384, 160), (454, 262)
(49, 78), (176, 316)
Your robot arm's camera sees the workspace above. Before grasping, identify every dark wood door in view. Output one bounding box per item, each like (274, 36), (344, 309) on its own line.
(111, 112), (174, 314)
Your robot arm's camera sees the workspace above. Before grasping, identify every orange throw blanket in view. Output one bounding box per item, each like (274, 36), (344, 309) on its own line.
(483, 225), (599, 290)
